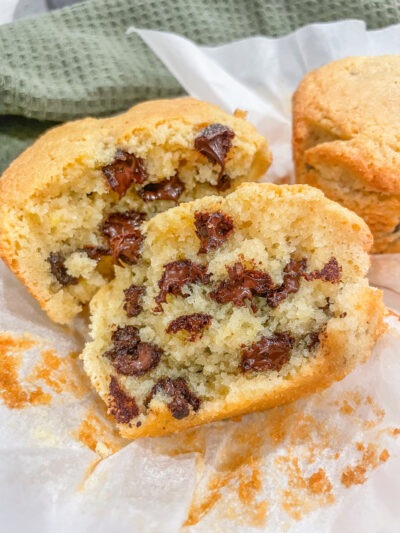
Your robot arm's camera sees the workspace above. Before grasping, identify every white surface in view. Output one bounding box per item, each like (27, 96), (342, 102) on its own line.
(0, 0), (18, 25)
(0, 19), (400, 533)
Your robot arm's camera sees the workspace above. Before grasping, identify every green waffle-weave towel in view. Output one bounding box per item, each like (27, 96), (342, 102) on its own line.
(2, 0), (400, 173)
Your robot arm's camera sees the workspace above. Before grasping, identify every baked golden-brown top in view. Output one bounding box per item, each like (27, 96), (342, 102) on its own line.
(293, 55), (400, 253)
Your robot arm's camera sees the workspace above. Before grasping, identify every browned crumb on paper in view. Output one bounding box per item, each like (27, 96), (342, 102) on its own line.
(180, 386), (400, 529)
(153, 426), (208, 459)
(341, 442), (390, 488)
(0, 334), (51, 408)
(275, 456), (335, 521)
(386, 309), (400, 322)
(184, 420), (268, 528)
(28, 349), (88, 399)
(0, 333), (90, 410)
(72, 397), (131, 491)
(184, 459), (267, 528)
(72, 408), (125, 457)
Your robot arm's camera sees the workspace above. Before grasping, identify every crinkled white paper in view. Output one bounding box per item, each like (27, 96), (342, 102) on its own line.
(1, 20), (400, 533)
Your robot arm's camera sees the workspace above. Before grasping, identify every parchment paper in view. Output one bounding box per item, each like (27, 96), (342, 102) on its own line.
(1, 20), (400, 533)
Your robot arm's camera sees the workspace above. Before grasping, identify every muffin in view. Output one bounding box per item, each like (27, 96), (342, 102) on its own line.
(82, 183), (384, 438)
(293, 55), (400, 253)
(0, 98), (271, 324)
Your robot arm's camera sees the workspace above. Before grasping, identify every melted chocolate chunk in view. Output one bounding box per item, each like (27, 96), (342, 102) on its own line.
(138, 175), (184, 203)
(241, 332), (295, 372)
(102, 211), (145, 236)
(166, 313), (212, 341)
(304, 257), (341, 284)
(194, 211), (234, 254)
(102, 150), (147, 198)
(104, 325), (140, 360)
(265, 258), (307, 308)
(105, 326), (162, 376)
(194, 123), (235, 180)
(210, 257), (342, 312)
(123, 285), (145, 317)
(112, 342), (162, 376)
(216, 174), (232, 191)
(108, 376), (139, 423)
(154, 260), (212, 311)
(81, 246), (110, 261)
(102, 211), (145, 265)
(210, 262), (273, 313)
(47, 252), (78, 286)
(144, 377), (201, 420)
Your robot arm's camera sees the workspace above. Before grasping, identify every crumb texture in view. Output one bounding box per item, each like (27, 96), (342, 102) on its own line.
(81, 183), (384, 438)
(0, 98), (271, 324)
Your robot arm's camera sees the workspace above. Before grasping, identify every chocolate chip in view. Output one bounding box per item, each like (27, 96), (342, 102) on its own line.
(108, 376), (139, 423)
(102, 211), (145, 265)
(265, 258), (307, 308)
(194, 123), (235, 181)
(393, 218), (400, 234)
(102, 150), (147, 198)
(154, 260), (212, 312)
(112, 342), (162, 376)
(194, 211), (234, 254)
(166, 313), (212, 341)
(81, 246), (110, 261)
(241, 332), (295, 372)
(303, 257), (341, 284)
(144, 377), (201, 420)
(105, 326), (162, 376)
(102, 211), (145, 236)
(216, 174), (232, 191)
(210, 262), (273, 313)
(47, 252), (78, 286)
(138, 175), (184, 203)
(105, 325), (140, 360)
(339, 312), (347, 318)
(123, 285), (145, 317)
(209, 257), (341, 312)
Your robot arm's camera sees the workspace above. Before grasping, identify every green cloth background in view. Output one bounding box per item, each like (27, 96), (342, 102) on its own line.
(1, 0), (400, 173)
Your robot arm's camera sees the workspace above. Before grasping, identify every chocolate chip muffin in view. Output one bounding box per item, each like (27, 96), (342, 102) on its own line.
(0, 98), (271, 324)
(293, 56), (400, 254)
(82, 183), (384, 438)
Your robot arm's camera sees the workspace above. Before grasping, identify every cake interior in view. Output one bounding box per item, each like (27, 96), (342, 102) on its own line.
(7, 118), (267, 322)
(84, 187), (370, 426)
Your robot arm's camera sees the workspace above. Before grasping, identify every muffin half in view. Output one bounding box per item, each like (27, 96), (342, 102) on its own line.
(82, 183), (384, 438)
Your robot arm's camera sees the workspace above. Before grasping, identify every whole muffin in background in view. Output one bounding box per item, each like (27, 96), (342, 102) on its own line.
(293, 55), (400, 254)
(82, 183), (384, 439)
(0, 98), (271, 324)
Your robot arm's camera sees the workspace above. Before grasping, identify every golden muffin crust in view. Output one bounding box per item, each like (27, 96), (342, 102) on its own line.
(293, 55), (400, 253)
(0, 98), (271, 324)
(82, 183), (384, 439)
